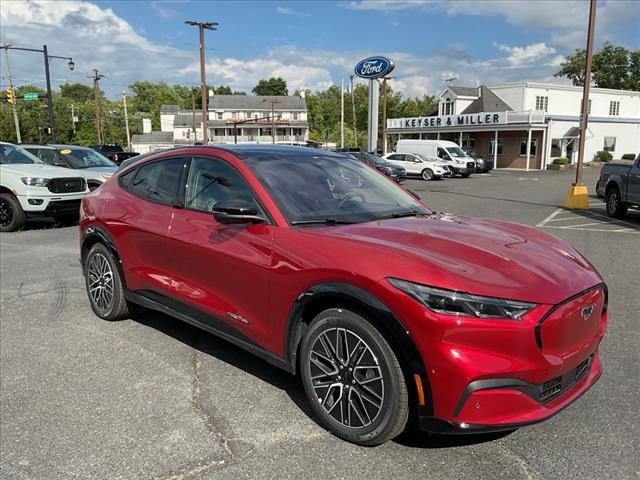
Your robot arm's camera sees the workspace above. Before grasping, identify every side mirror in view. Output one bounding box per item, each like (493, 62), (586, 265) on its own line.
(211, 199), (265, 225)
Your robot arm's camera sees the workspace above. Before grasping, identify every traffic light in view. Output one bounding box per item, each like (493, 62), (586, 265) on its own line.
(6, 88), (15, 105)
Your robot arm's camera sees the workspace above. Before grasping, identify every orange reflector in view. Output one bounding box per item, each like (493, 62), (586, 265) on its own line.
(413, 373), (426, 406)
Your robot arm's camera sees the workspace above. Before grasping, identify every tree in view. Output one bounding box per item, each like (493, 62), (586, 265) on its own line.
(252, 77), (288, 96)
(555, 43), (640, 90)
(60, 83), (95, 103)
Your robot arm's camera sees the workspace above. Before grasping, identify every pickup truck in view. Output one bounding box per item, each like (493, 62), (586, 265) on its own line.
(89, 144), (138, 165)
(596, 154), (640, 218)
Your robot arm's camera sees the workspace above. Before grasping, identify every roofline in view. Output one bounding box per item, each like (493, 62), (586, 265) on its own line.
(488, 82), (640, 96)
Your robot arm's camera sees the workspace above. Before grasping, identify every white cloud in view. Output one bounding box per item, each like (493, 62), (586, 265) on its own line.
(275, 6), (310, 17)
(495, 43), (556, 66)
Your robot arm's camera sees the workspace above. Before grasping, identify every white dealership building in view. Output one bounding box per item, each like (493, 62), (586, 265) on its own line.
(386, 82), (640, 170)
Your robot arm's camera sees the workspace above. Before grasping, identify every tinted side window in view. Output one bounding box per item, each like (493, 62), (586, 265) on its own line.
(388, 154), (402, 161)
(185, 157), (257, 213)
(129, 158), (185, 205)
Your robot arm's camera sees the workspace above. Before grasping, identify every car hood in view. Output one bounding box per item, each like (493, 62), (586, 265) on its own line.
(317, 214), (602, 305)
(0, 163), (84, 178)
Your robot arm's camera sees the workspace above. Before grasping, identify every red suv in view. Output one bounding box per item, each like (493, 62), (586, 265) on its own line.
(80, 145), (607, 446)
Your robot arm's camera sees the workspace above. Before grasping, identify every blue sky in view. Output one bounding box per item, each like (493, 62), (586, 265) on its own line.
(1, 0), (639, 98)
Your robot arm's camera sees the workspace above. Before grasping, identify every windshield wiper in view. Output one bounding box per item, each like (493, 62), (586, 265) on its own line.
(376, 210), (430, 220)
(291, 218), (358, 226)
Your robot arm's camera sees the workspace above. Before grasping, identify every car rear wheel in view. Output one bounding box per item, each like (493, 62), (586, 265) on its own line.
(84, 243), (130, 320)
(605, 186), (627, 218)
(421, 169), (434, 181)
(461, 172), (471, 178)
(300, 308), (409, 446)
(0, 193), (26, 232)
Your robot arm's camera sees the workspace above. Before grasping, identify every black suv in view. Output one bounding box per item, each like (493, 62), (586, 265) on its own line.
(346, 152), (405, 182)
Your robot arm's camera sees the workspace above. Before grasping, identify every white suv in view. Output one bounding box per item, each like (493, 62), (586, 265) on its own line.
(0, 142), (89, 232)
(383, 152), (452, 181)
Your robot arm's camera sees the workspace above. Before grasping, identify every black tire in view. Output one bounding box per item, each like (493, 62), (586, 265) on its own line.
(0, 193), (26, 232)
(421, 169), (434, 181)
(300, 308), (409, 446)
(84, 243), (130, 320)
(605, 186), (628, 218)
(53, 215), (79, 227)
(461, 173), (471, 178)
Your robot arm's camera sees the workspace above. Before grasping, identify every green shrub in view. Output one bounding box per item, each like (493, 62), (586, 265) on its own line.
(552, 157), (569, 165)
(621, 153), (636, 160)
(594, 150), (613, 162)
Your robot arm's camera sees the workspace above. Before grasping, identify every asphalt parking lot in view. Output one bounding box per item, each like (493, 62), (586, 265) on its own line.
(1, 166), (638, 480)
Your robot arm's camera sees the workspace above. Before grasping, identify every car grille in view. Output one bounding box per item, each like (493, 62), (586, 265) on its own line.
(466, 162), (475, 169)
(47, 177), (86, 194)
(538, 354), (593, 403)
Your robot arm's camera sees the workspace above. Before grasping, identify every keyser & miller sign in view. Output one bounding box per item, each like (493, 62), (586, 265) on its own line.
(389, 112), (507, 129)
(355, 56), (395, 79)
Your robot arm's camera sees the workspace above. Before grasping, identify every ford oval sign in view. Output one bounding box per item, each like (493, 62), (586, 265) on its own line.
(354, 56), (394, 79)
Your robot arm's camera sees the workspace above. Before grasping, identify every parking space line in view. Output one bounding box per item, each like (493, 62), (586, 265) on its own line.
(536, 208), (563, 227)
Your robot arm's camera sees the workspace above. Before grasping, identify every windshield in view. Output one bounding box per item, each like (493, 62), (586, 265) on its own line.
(447, 147), (468, 158)
(415, 153), (435, 163)
(246, 152), (429, 225)
(0, 144), (44, 165)
(60, 148), (116, 168)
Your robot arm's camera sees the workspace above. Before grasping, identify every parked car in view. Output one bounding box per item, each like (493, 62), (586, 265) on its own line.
(383, 152), (452, 180)
(595, 154), (640, 218)
(0, 142), (88, 231)
(462, 147), (494, 173)
(396, 140), (476, 177)
(89, 144), (139, 165)
(345, 151), (405, 182)
(23, 144), (118, 191)
(81, 145), (607, 446)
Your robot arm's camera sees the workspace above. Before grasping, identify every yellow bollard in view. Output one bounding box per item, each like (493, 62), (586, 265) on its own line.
(563, 184), (589, 209)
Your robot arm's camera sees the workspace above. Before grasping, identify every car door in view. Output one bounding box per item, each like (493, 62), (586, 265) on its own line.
(166, 155), (275, 348)
(628, 156), (640, 204)
(105, 156), (187, 293)
(386, 154), (414, 174)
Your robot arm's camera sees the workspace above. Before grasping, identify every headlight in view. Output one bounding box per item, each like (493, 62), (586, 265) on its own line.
(388, 278), (537, 320)
(21, 177), (50, 187)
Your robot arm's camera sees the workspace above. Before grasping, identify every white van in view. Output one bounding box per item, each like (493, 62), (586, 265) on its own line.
(396, 140), (476, 177)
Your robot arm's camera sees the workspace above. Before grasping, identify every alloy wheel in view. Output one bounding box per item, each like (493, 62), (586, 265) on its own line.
(87, 253), (114, 311)
(0, 199), (13, 227)
(607, 191), (618, 214)
(308, 327), (384, 429)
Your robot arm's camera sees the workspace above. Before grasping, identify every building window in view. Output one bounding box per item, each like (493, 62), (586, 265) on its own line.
(551, 139), (562, 157)
(292, 112), (299, 121)
(609, 101), (619, 116)
(216, 112), (223, 120)
(580, 99), (591, 114)
(535, 96), (548, 112)
(246, 111), (253, 119)
(603, 136), (616, 152)
(489, 138), (503, 155)
(520, 137), (538, 156)
(442, 98), (453, 115)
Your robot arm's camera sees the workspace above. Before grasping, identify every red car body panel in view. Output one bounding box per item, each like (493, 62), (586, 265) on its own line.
(80, 146), (607, 433)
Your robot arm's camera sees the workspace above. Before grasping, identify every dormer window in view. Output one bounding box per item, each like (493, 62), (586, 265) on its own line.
(442, 98), (454, 115)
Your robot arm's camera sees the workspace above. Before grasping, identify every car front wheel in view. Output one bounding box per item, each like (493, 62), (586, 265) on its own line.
(300, 308), (409, 446)
(0, 193), (26, 232)
(421, 169), (434, 181)
(605, 186), (628, 218)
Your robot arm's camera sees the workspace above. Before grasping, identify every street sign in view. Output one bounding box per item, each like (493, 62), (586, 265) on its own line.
(23, 92), (39, 101)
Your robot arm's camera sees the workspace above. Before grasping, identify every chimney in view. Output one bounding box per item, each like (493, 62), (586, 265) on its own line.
(143, 118), (152, 133)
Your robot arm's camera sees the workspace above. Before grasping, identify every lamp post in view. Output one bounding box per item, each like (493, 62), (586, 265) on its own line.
(0, 44), (74, 143)
(185, 20), (218, 144)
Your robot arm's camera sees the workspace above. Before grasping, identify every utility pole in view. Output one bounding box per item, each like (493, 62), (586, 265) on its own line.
(186, 21), (218, 144)
(90, 69), (104, 144)
(267, 98), (279, 144)
(564, 0), (596, 209)
(122, 92), (131, 151)
(71, 104), (76, 135)
(350, 74), (357, 148)
(340, 78), (344, 149)
(2, 45), (21, 143)
(191, 87), (197, 142)
(0, 44), (74, 144)
(381, 77), (392, 154)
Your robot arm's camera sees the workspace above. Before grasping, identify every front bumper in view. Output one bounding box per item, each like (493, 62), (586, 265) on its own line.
(451, 166), (475, 175)
(17, 193), (85, 217)
(375, 280), (608, 434)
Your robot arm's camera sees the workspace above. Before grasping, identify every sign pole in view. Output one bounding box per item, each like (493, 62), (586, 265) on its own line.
(367, 79), (379, 153)
(2, 45), (21, 143)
